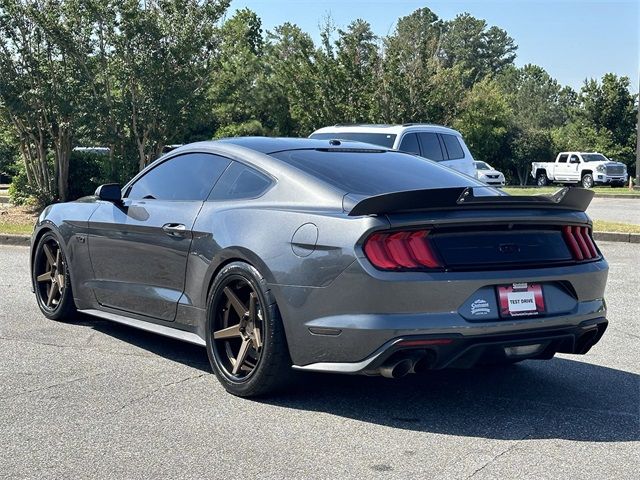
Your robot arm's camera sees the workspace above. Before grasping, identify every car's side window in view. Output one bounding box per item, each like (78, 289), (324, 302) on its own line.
(208, 161), (273, 201)
(558, 154), (568, 163)
(398, 133), (421, 155)
(569, 154), (580, 164)
(416, 132), (444, 161)
(127, 153), (231, 201)
(441, 134), (465, 160)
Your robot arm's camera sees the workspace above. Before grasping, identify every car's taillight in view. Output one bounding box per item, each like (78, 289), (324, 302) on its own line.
(363, 230), (443, 270)
(562, 225), (599, 261)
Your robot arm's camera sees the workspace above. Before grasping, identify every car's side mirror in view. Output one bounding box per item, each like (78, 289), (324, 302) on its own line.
(95, 184), (122, 203)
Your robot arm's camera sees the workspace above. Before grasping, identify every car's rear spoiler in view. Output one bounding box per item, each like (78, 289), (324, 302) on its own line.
(345, 187), (594, 216)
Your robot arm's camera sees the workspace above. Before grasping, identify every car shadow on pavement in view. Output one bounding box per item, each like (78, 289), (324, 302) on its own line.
(267, 359), (639, 443)
(85, 317), (638, 443)
(82, 315), (212, 373)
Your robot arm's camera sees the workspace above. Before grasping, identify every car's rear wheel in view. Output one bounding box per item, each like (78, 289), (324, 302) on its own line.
(536, 172), (548, 186)
(206, 261), (291, 397)
(32, 232), (76, 321)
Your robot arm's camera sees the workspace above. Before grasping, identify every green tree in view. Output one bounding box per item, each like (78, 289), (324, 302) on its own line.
(579, 74), (636, 151)
(454, 79), (512, 170)
(116, 0), (230, 170)
(333, 19), (380, 123)
(263, 22), (318, 135)
(209, 8), (265, 135)
(498, 64), (568, 130)
(510, 127), (555, 185)
(440, 13), (517, 86)
(0, 0), (94, 202)
(379, 7), (444, 122)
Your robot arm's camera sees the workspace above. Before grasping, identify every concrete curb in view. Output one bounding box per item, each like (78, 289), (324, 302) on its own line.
(0, 234), (30, 246)
(593, 194), (640, 199)
(593, 231), (640, 243)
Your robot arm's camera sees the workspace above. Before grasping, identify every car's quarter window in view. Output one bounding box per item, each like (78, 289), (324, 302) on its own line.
(441, 134), (465, 160)
(208, 161), (272, 201)
(309, 132), (397, 148)
(271, 149), (481, 196)
(398, 133), (421, 155)
(416, 133), (444, 161)
(126, 153), (231, 201)
(558, 154), (568, 163)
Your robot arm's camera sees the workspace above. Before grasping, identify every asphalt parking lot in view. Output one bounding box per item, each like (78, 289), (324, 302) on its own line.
(1, 242), (638, 479)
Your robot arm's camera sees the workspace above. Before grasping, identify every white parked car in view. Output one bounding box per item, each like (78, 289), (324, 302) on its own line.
(309, 124), (477, 177)
(531, 152), (628, 188)
(474, 161), (505, 186)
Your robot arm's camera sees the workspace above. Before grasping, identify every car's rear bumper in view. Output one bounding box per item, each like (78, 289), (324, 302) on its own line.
(273, 257), (609, 367)
(293, 317), (608, 374)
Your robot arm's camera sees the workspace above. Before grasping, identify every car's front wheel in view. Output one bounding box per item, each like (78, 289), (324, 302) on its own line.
(206, 261), (292, 397)
(32, 231), (77, 321)
(581, 173), (594, 188)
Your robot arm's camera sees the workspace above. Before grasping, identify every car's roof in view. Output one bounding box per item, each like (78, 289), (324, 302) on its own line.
(559, 151), (605, 155)
(215, 136), (383, 154)
(311, 123), (462, 137)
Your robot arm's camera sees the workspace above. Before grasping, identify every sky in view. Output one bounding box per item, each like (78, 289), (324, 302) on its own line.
(228, 0), (639, 92)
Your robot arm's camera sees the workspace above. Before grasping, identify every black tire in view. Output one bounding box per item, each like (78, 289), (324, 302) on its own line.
(32, 231), (77, 321)
(206, 261), (292, 397)
(536, 172), (548, 186)
(581, 173), (594, 189)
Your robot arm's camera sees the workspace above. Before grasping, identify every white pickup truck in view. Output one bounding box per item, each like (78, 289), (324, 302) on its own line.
(531, 152), (628, 188)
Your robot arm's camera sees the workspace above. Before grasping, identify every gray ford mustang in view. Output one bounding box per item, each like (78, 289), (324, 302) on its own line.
(30, 137), (608, 397)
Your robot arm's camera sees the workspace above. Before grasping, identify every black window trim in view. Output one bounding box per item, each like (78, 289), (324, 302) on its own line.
(124, 151), (232, 201)
(206, 160), (276, 202)
(123, 151), (276, 201)
(415, 131), (445, 162)
(439, 133), (466, 160)
(397, 132), (422, 156)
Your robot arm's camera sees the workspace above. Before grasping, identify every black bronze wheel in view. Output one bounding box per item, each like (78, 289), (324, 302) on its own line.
(206, 261), (291, 397)
(32, 231), (76, 320)
(212, 279), (265, 378)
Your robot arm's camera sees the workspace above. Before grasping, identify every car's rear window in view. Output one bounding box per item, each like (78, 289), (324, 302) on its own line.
(309, 132), (397, 148)
(270, 149), (480, 196)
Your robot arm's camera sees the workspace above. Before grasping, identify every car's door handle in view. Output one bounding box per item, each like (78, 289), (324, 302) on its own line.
(162, 223), (188, 237)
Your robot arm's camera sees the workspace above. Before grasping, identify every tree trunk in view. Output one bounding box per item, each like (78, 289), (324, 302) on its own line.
(56, 132), (71, 202)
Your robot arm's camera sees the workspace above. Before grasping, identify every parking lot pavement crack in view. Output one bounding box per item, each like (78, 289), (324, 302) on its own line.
(0, 372), (105, 401)
(109, 373), (207, 414)
(464, 434), (530, 479)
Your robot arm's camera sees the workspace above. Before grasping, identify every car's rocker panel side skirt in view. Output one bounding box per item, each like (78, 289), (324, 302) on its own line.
(79, 308), (206, 346)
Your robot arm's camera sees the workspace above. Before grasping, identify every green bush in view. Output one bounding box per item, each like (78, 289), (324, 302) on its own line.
(214, 120), (267, 139)
(8, 164), (54, 207)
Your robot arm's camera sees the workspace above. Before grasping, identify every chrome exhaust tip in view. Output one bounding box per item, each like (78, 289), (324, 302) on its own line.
(412, 351), (437, 374)
(379, 358), (413, 378)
